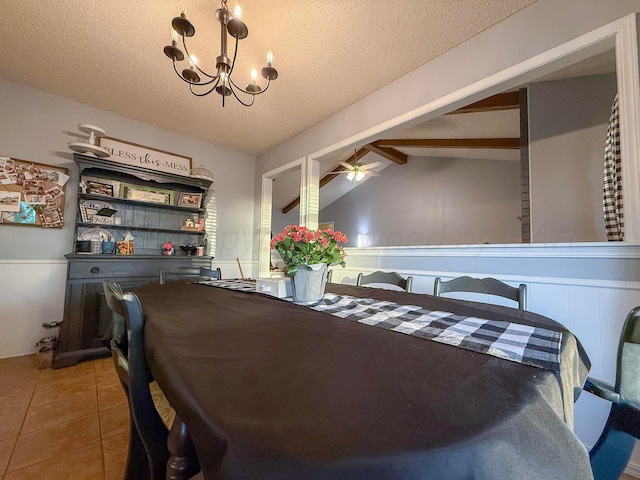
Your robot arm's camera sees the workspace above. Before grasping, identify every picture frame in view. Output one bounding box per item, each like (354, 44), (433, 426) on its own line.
(120, 183), (174, 205)
(80, 204), (98, 223)
(39, 205), (64, 228)
(87, 181), (114, 197)
(318, 222), (334, 232)
(178, 192), (203, 208)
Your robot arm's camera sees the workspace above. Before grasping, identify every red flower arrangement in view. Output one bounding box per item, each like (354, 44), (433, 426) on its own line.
(270, 225), (348, 276)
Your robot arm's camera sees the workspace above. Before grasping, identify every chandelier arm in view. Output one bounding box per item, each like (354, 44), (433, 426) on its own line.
(228, 84), (256, 107)
(181, 35), (218, 79)
(256, 78), (271, 94)
(227, 75), (247, 92)
(172, 61), (190, 82)
(172, 62), (219, 87)
(226, 36), (239, 78)
(189, 79), (222, 97)
(228, 77), (271, 96)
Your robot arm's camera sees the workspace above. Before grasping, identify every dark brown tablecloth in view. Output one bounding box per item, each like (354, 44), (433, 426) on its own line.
(135, 282), (593, 480)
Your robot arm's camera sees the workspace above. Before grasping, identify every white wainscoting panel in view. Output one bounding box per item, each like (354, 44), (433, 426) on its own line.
(336, 243), (640, 470)
(0, 260), (67, 358)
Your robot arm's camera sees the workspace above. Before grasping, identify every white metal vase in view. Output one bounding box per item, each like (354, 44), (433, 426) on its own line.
(290, 264), (328, 303)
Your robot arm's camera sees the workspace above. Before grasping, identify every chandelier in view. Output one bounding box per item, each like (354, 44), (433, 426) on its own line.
(163, 0), (278, 107)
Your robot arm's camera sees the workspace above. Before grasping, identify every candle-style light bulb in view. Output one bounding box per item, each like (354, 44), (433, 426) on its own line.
(189, 54), (198, 69)
(266, 50), (274, 66)
(233, 5), (242, 19)
(220, 71), (227, 84)
(171, 28), (178, 42)
(250, 68), (258, 85)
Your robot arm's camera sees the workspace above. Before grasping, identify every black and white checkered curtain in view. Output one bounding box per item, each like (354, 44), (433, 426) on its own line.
(603, 93), (624, 241)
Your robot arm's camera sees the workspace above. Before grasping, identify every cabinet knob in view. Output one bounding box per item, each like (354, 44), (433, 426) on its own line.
(90, 266), (100, 274)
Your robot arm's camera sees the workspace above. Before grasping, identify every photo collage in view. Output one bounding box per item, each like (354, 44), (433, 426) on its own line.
(0, 157), (69, 227)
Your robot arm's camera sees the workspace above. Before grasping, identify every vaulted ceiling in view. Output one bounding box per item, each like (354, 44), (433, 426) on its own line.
(271, 45), (616, 212)
(0, 0), (536, 156)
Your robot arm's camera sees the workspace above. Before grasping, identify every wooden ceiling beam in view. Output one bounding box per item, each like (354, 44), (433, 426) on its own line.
(363, 143), (407, 165)
(281, 94), (521, 214)
(282, 136), (518, 213)
(447, 92), (520, 115)
(373, 138), (520, 149)
(281, 197), (300, 214)
(282, 148), (368, 214)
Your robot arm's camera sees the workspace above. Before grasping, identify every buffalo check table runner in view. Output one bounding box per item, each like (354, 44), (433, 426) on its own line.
(313, 293), (561, 372)
(200, 279), (257, 291)
(198, 280), (562, 372)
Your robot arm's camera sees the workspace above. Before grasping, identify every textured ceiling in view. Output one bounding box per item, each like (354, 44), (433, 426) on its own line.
(0, 0), (536, 156)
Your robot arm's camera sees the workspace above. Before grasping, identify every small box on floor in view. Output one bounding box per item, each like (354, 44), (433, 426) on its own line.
(256, 278), (292, 298)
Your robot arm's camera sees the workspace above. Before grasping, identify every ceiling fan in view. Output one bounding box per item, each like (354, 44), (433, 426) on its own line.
(328, 150), (383, 183)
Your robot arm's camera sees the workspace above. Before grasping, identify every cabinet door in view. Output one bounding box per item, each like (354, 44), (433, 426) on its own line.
(81, 279), (152, 350)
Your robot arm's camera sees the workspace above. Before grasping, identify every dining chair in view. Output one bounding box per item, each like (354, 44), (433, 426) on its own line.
(103, 279), (204, 480)
(158, 266), (222, 285)
(433, 276), (527, 310)
(102, 280), (204, 480)
(103, 279), (170, 480)
(583, 306), (640, 480)
(356, 271), (413, 293)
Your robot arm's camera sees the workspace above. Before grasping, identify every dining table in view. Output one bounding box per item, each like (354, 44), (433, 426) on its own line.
(133, 279), (594, 480)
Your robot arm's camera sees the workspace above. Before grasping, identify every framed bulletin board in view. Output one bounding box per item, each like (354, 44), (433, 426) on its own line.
(0, 157), (69, 228)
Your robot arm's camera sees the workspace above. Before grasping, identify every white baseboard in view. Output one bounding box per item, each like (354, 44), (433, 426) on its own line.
(0, 351), (36, 360)
(626, 461), (640, 478)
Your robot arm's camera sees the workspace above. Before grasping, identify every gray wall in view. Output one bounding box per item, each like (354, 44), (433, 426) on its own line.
(272, 206), (298, 239)
(529, 73), (617, 243)
(0, 77), (256, 261)
(254, 0), (640, 258)
(0, 77), (257, 359)
(319, 157), (521, 247)
(255, 0), (640, 174)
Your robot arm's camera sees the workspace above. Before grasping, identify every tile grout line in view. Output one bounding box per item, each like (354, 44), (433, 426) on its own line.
(4, 360), (105, 477)
(96, 360), (108, 480)
(16, 366), (99, 434)
(5, 412), (102, 475)
(5, 440), (105, 479)
(2, 361), (41, 478)
(0, 357), (122, 479)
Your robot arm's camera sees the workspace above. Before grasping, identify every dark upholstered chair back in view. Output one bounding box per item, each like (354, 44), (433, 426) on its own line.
(356, 271), (413, 293)
(584, 306), (640, 480)
(103, 280), (169, 480)
(434, 276), (527, 310)
(159, 266), (222, 285)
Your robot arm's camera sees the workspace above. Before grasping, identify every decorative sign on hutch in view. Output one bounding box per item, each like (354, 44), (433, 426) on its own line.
(99, 136), (192, 177)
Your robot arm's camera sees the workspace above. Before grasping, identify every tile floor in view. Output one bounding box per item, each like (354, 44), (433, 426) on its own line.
(0, 354), (638, 480)
(0, 355), (128, 480)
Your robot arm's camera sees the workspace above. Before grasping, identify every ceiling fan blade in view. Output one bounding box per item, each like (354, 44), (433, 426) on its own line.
(339, 162), (354, 170)
(365, 171), (381, 176)
(361, 161), (383, 170)
(325, 171), (347, 175)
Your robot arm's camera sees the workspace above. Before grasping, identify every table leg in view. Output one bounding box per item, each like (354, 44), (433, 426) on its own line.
(166, 415), (200, 480)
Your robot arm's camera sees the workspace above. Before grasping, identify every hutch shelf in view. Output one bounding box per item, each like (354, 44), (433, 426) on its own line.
(54, 154), (213, 368)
